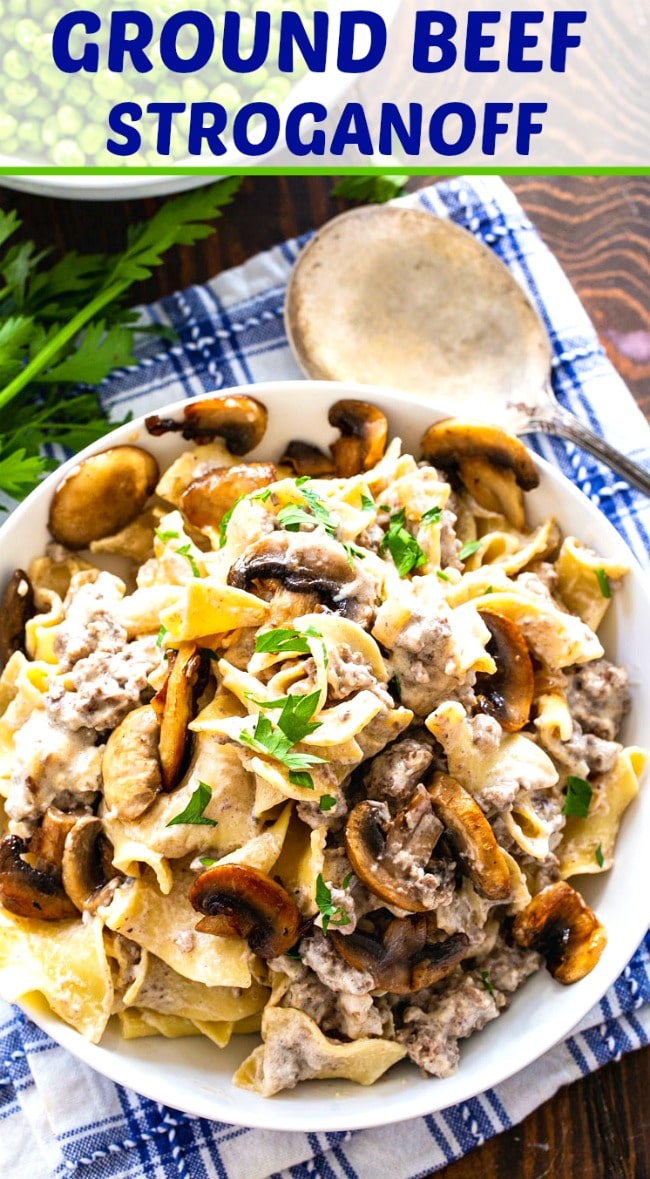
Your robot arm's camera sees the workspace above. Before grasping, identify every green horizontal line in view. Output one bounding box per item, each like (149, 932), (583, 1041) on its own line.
(0, 166), (649, 176)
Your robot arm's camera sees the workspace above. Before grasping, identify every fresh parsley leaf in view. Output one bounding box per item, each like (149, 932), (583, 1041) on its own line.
(315, 874), (352, 934)
(459, 540), (481, 561)
(289, 771), (315, 790)
(250, 487), (272, 502)
(284, 945), (302, 960)
(254, 627), (315, 656)
(380, 508), (427, 577)
(436, 569), (450, 582)
(199, 856), (216, 867)
(176, 543), (201, 578)
(485, 586), (494, 594)
(319, 794), (337, 812)
(480, 970), (495, 998)
(155, 528), (179, 543)
(252, 689), (322, 745)
(595, 568), (612, 599)
(166, 782), (217, 827)
(563, 775), (593, 818)
(421, 506), (442, 525)
(277, 483), (338, 537)
(331, 175), (407, 204)
(595, 843), (605, 867)
(239, 713), (326, 775)
(341, 872), (352, 889)
(218, 494), (248, 547)
(156, 624), (167, 649)
(342, 541), (366, 567)
(360, 492), (375, 512)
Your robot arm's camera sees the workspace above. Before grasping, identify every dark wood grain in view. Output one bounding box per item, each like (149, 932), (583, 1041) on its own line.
(0, 173), (648, 1178)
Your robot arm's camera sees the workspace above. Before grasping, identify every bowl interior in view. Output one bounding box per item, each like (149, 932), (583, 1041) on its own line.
(5, 380), (650, 1132)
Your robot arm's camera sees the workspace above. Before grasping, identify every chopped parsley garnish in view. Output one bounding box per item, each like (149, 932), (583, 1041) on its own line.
(250, 487), (272, 503)
(595, 568), (612, 599)
(436, 569), (450, 582)
(421, 506), (442, 525)
(176, 543), (201, 577)
(254, 625), (323, 656)
(284, 945), (302, 960)
(315, 874), (352, 934)
(480, 970), (495, 998)
(200, 647), (220, 662)
(166, 782), (217, 827)
(250, 689), (322, 744)
(342, 541), (366, 567)
(218, 498), (243, 547)
(379, 503), (391, 512)
(199, 855), (216, 867)
(239, 713), (325, 785)
(277, 481), (338, 537)
(319, 794), (337, 812)
(379, 508), (427, 577)
(156, 624), (167, 649)
(458, 539), (481, 561)
(155, 527), (179, 543)
(289, 771), (316, 790)
(360, 492), (375, 512)
(563, 775), (593, 818)
(485, 586), (494, 594)
(595, 843), (605, 867)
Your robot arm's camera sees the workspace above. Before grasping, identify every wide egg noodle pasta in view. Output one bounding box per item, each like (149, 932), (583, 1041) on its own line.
(101, 863), (252, 989)
(559, 747), (647, 877)
(460, 589), (604, 667)
(555, 536), (628, 632)
(121, 948), (269, 1025)
(0, 910), (113, 1043)
(103, 735), (260, 894)
(234, 1007), (408, 1097)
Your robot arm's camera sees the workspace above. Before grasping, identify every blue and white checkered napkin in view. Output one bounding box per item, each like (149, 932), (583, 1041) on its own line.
(2, 176), (650, 1179)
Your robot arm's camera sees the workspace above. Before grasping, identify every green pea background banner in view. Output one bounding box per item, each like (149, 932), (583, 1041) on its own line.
(0, 0), (647, 170)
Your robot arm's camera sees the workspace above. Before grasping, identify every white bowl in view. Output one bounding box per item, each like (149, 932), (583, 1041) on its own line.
(4, 380), (650, 1131)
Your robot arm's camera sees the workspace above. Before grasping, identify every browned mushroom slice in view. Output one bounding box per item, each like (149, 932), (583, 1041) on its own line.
(512, 880), (606, 984)
(146, 394), (267, 454)
(427, 773), (511, 901)
(102, 704), (162, 821)
(345, 789), (447, 912)
(227, 531), (376, 627)
(28, 807), (80, 874)
(181, 462), (277, 529)
(153, 645), (206, 792)
(61, 816), (120, 914)
(332, 917), (469, 994)
(280, 440), (335, 478)
(0, 569), (35, 672)
(0, 834), (77, 920)
(329, 400), (388, 477)
(420, 420), (539, 528)
(189, 863), (301, 958)
(48, 445), (159, 550)
(475, 610), (534, 732)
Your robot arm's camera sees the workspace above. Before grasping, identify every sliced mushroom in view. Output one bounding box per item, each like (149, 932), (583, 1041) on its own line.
(189, 863), (300, 958)
(280, 440), (335, 478)
(0, 569), (35, 671)
(227, 531), (376, 627)
(61, 816), (120, 914)
(153, 645), (206, 792)
(512, 880), (606, 984)
(427, 773), (511, 901)
(28, 807), (80, 874)
(102, 704), (162, 821)
(48, 445), (159, 550)
(332, 916), (469, 994)
(345, 788), (450, 912)
(146, 394), (267, 454)
(475, 609), (534, 732)
(329, 400), (388, 477)
(0, 834), (77, 920)
(181, 462), (277, 529)
(420, 420), (539, 529)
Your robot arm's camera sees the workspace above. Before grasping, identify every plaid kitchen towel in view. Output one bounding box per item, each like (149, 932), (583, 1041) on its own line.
(1, 176), (650, 1179)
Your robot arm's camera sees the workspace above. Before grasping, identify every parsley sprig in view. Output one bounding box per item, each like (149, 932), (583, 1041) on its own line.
(315, 874), (352, 934)
(563, 775), (593, 818)
(254, 626), (321, 656)
(239, 690), (326, 789)
(0, 179), (240, 504)
(379, 508), (427, 577)
(277, 479), (338, 537)
(166, 781), (217, 828)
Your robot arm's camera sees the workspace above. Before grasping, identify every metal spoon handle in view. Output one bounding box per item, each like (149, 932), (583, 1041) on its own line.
(522, 403), (650, 498)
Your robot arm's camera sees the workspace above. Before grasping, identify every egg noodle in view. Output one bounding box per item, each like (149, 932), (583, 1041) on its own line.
(0, 401), (644, 1096)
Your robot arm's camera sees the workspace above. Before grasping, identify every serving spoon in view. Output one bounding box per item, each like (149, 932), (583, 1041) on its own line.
(285, 205), (650, 497)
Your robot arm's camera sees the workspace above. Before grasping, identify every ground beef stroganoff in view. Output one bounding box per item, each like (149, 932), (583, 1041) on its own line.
(0, 396), (645, 1097)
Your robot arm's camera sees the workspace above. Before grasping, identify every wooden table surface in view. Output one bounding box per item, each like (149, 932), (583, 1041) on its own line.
(1, 174), (648, 1178)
